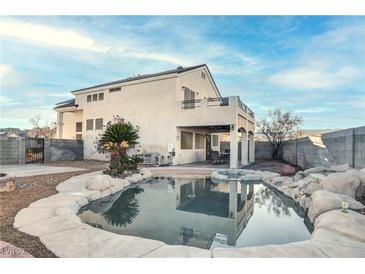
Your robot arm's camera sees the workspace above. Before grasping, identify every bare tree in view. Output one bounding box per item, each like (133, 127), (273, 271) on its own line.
(256, 109), (303, 159)
(29, 115), (56, 138)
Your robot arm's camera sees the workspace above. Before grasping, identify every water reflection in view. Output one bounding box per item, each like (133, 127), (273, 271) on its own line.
(78, 177), (309, 249)
(103, 186), (144, 227)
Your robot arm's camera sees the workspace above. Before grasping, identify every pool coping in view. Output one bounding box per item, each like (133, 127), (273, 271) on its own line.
(13, 167), (365, 257)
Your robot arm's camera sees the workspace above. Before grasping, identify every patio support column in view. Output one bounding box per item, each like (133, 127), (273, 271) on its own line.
(230, 125), (238, 169)
(241, 132), (248, 166)
(248, 133), (255, 163)
(240, 182), (247, 203)
(248, 184), (254, 197)
(229, 180), (238, 219)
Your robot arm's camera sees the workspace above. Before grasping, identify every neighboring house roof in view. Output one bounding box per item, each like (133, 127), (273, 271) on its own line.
(69, 64), (221, 96)
(54, 98), (76, 109)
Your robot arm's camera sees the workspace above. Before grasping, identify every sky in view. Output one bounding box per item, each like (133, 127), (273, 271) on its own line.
(0, 16), (364, 130)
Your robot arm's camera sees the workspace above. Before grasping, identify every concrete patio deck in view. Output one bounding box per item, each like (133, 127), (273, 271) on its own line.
(0, 164), (85, 177)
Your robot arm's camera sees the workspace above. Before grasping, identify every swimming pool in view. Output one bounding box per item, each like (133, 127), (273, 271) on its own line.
(78, 176), (311, 250)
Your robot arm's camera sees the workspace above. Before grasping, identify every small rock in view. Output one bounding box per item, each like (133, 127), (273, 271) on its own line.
(320, 173), (360, 198)
(282, 164), (297, 176)
(294, 171), (305, 182)
(304, 167), (325, 174)
(86, 175), (112, 191)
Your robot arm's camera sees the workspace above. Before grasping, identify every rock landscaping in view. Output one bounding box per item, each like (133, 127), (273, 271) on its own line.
(13, 163), (365, 257)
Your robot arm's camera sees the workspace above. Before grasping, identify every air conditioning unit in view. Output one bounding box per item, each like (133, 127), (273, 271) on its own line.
(142, 153), (160, 166)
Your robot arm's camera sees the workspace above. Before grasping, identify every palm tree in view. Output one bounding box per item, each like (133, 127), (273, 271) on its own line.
(95, 116), (140, 164)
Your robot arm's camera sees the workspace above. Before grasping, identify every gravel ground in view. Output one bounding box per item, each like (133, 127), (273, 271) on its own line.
(0, 160), (107, 258)
(247, 159), (298, 174)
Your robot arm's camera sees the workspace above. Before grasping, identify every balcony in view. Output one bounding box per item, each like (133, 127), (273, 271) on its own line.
(177, 96), (255, 128)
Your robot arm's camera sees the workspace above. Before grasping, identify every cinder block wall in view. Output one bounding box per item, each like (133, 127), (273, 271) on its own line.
(0, 137), (19, 165)
(255, 126), (365, 169)
(0, 137), (83, 165)
(46, 139), (84, 162)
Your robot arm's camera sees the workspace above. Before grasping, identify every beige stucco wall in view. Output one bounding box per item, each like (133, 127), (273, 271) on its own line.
(55, 66), (255, 165)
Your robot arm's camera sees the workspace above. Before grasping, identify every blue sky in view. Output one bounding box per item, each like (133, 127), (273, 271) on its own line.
(0, 16), (364, 129)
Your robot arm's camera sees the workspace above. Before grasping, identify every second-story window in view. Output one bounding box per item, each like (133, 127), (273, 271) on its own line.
(183, 87), (196, 109)
(86, 119), (93, 130)
(99, 93), (104, 100)
(109, 87), (121, 93)
(87, 95), (92, 102)
(93, 94), (98, 101)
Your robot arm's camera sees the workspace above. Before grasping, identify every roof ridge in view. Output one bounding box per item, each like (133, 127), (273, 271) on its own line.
(70, 64), (207, 93)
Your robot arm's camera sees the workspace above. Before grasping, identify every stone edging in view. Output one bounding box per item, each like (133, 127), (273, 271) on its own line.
(14, 167), (365, 257)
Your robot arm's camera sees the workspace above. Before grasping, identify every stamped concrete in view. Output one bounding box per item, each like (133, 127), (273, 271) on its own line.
(0, 164), (85, 177)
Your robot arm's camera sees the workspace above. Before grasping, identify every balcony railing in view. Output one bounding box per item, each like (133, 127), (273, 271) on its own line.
(180, 96), (255, 118)
(207, 97), (229, 107)
(181, 99), (201, 109)
(238, 97), (254, 118)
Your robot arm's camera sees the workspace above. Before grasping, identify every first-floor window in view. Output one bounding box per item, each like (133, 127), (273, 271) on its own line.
(86, 119), (93, 130)
(76, 134), (82, 140)
(87, 95), (92, 102)
(93, 94), (98, 101)
(195, 133), (205, 149)
(181, 131), (193, 149)
(212, 134), (218, 146)
(95, 118), (103, 130)
(76, 122), (82, 132)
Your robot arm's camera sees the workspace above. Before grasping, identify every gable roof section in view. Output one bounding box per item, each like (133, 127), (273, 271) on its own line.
(69, 64), (220, 96)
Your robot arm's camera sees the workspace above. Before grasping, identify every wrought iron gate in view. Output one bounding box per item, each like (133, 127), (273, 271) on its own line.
(25, 138), (44, 164)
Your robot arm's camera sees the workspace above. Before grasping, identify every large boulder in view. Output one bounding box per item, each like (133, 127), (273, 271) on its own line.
(297, 176), (318, 190)
(320, 173), (360, 198)
(86, 175), (112, 191)
(344, 169), (365, 184)
(326, 164), (351, 172)
(307, 190), (364, 222)
(304, 182), (322, 195)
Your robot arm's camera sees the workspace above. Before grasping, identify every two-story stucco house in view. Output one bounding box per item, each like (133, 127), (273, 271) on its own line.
(54, 64), (255, 168)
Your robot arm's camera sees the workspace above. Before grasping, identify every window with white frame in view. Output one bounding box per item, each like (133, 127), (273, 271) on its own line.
(95, 118), (103, 130)
(87, 95), (92, 102)
(75, 122), (82, 132)
(181, 131), (193, 150)
(86, 119), (93, 130)
(98, 93), (104, 100)
(92, 94), (98, 101)
(195, 133), (205, 149)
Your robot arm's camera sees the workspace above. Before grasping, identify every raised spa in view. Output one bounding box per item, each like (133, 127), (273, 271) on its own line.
(78, 176), (311, 250)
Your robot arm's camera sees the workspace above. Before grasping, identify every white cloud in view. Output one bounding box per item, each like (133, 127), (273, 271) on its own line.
(268, 66), (360, 90)
(0, 95), (18, 105)
(0, 20), (107, 52)
(0, 64), (23, 88)
(0, 64), (12, 78)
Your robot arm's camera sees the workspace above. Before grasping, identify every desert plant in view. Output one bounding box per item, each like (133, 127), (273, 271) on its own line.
(95, 116), (140, 165)
(256, 109), (302, 159)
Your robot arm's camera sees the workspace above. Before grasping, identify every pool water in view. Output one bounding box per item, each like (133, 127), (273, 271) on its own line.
(78, 177), (311, 250)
